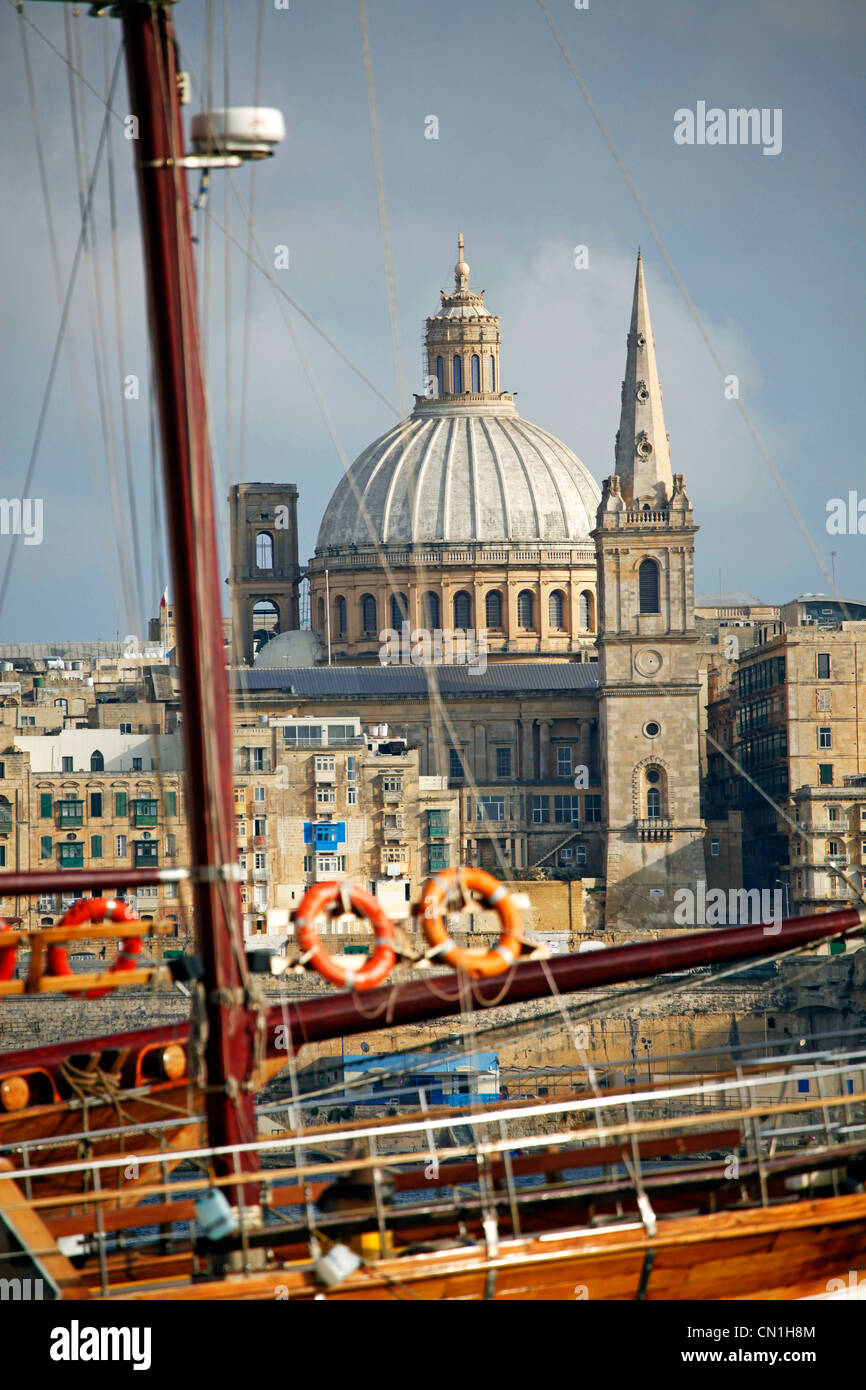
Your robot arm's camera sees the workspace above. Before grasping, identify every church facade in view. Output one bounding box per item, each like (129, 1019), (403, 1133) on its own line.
(228, 244), (709, 926)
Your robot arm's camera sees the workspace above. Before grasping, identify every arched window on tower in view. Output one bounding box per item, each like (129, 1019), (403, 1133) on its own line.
(252, 599), (280, 654)
(517, 590), (534, 630)
(639, 559), (660, 614)
(361, 593), (377, 634)
(485, 590), (503, 628)
(90, 750), (104, 772)
(579, 590), (595, 631)
(471, 354), (480, 393)
(644, 766), (664, 819)
(255, 531), (274, 570)
(452, 355), (463, 394)
(548, 590), (566, 630)
(435, 355), (444, 396)
(390, 592), (409, 628)
(453, 591), (472, 630)
(317, 597), (325, 633)
(422, 591), (440, 628)
(489, 354), (496, 391)
(334, 595), (347, 637)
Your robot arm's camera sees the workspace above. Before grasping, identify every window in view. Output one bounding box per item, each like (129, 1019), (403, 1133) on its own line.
(334, 595), (347, 638)
(548, 591), (565, 629)
(452, 354), (463, 393)
(435, 355), (444, 395)
(485, 591), (503, 628)
(575, 845), (587, 867)
(828, 840), (839, 857)
(471, 354), (480, 392)
(817, 689), (831, 713)
(644, 721), (660, 738)
(164, 790), (177, 817)
(20, 715), (36, 727)
(422, 591), (440, 628)
(62, 756), (74, 773)
(710, 839), (720, 856)
(166, 833), (177, 856)
(132, 798), (158, 826)
(383, 812), (403, 830)
(134, 840), (159, 867)
(584, 795), (601, 822)
(382, 775), (403, 794)
(647, 787), (661, 818)
(347, 787), (357, 805)
(638, 559), (660, 614)
(817, 653), (831, 680)
(554, 796), (581, 824)
(517, 590), (534, 629)
(255, 531), (274, 569)
(90, 750), (104, 772)
(532, 795), (550, 824)
(496, 747), (512, 779)
(251, 748), (265, 772)
(40, 792), (52, 818)
(0, 762), (4, 779)
(40, 835), (52, 859)
(90, 792), (102, 818)
(132, 758), (143, 772)
(347, 755), (356, 782)
(120, 722), (132, 735)
(116, 834), (127, 857)
(54, 698), (67, 713)
(283, 725), (322, 746)
(315, 755), (335, 774)
(556, 746), (573, 778)
(58, 800), (84, 827)
(489, 354), (495, 391)
(90, 834), (103, 858)
(453, 591), (472, 630)
(449, 748), (465, 780)
(427, 809), (449, 837)
(254, 851), (267, 871)
(361, 594), (377, 633)
(477, 796), (505, 822)
(390, 592), (409, 628)
(818, 727), (832, 749)
(428, 844), (450, 872)
(559, 847), (573, 862)
(253, 817), (267, 838)
(819, 764), (834, 786)
(316, 787), (336, 804)
(59, 842), (83, 868)
(115, 791), (127, 817)
(327, 724), (355, 743)
(253, 785), (266, 803)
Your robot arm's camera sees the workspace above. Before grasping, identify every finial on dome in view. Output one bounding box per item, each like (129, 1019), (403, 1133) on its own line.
(455, 231), (470, 292)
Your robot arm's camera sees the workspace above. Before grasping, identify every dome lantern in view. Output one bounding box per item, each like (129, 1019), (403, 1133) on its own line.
(421, 234), (504, 402)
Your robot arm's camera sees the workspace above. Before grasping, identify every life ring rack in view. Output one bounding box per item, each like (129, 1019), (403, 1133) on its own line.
(417, 867), (524, 978)
(45, 897), (143, 1000)
(292, 880), (397, 991)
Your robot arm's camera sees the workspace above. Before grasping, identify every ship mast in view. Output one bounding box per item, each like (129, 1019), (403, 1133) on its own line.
(120, 3), (258, 1198)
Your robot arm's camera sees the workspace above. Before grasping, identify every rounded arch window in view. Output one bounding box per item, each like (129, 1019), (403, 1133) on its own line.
(334, 595), (347, 637)
(252, 599), (280, 653)
(647, 786), (661, 818)
(470, 354), (480, 393)
(453, 591), (472, 630)
(638, 559), (660, 614)
(517, 590), (535, 630)
(548, 590), (566, 630)
(435, 355), (444, 396)
(422, 591), (440, 628)
(90, 750), (104, 772)
(316, 597), (325, 633)
(390, 592), (409, 628)
(360, 593), (377, 634)
(255, 531), (274, 570)
(579, 590), (595, 632)
(452, 355), (463, 394)
(485, 590), (503, 629)
(489, 354), (496, 391)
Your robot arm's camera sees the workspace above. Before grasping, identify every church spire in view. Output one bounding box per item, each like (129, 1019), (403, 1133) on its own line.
(614, 251), (672, 508)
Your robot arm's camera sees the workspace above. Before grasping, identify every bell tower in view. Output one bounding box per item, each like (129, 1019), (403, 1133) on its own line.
(593, 254), (706, 928)
(228, 482), (300, 665)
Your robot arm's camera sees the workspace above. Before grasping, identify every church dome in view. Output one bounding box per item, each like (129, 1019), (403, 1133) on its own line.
(315, 399), (600, 551)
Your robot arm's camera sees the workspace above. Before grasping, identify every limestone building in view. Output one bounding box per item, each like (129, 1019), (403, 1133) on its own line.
(307, 237), (601, 663)
(228, 483), (300, 665)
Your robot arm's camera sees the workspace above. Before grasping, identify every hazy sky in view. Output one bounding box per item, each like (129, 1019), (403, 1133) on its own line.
(1, 0), (864, 642)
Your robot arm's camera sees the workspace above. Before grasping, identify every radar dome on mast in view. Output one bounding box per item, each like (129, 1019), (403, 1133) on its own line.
(190, 107), (285, 160)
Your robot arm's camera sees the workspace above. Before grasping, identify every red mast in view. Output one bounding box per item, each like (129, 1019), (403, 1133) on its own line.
(120, 4), (258, 1191)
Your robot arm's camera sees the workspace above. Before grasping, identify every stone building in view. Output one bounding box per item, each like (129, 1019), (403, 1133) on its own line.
(789, 779), (866, 916)
(228, 482), (301, 665)
(307, 237), (601, 664)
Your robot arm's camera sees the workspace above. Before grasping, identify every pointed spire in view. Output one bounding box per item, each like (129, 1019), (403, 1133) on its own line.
(614, 251), (672, 508)
(455, 231), (470, 293)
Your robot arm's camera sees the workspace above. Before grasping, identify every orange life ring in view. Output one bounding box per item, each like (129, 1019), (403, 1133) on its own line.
(293, 881), (397, 991)
(45, 897), (142, 999)
(418, 867), (523, 978)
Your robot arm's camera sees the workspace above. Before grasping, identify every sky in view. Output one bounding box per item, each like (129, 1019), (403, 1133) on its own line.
(0, 0), (864, 642)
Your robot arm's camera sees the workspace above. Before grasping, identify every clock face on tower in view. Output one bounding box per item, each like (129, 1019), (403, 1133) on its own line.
(634, 647), (662, 677)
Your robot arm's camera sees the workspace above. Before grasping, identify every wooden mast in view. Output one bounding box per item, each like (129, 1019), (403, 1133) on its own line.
(120, 3), (258, 1194)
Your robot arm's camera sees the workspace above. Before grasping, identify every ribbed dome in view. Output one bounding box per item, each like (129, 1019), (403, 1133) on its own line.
(315, 401), (601, 551)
